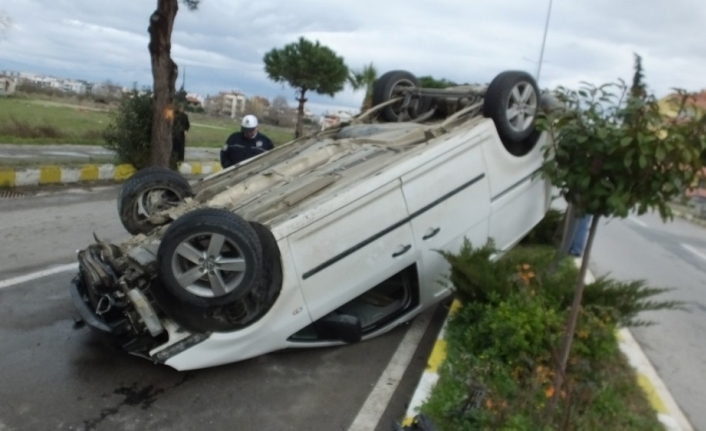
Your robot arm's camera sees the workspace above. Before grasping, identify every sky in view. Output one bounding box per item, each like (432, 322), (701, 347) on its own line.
(0, 0), (704, 116)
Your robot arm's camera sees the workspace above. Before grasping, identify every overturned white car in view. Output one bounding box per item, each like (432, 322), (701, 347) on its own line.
(71, 69), (554, 370)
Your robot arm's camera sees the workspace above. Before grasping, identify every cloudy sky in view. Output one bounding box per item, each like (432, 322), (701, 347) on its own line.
(0, 0), (704, 115)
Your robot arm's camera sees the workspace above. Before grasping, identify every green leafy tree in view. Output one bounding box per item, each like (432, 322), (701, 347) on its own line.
(147, 0), (200, 168)
(536, 54), (706, 411)
(103, 88), (155, 170)
(348, 62), (378, 112)
(263, 37), (349, 138)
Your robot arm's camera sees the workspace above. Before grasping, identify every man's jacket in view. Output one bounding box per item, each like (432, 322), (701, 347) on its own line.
(220, 131), (274, 168)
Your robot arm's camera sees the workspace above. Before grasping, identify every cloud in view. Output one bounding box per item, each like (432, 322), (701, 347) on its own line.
(1, 0), (704, 114)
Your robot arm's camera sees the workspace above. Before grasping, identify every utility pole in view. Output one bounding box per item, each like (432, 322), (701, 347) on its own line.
(537, 0), (554, 84)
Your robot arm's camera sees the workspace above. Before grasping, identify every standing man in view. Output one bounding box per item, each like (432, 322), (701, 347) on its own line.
(220, 114), (274, 169)
(172, 104), (191, 163)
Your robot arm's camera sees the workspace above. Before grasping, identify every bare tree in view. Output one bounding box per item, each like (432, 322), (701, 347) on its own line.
(268, 95), (291, 126)
(245, 97), (266, 119)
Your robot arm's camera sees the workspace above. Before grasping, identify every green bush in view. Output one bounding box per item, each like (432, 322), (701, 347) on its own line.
(423, 240), (674, 430)
(103, 89), (154, 170)
(439, 239), (683, 328)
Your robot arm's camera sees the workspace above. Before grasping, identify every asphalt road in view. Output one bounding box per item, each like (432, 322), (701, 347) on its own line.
(0, 144), (220, 167)
(0, 186), (445, 431)
(590, 211), (706, 430)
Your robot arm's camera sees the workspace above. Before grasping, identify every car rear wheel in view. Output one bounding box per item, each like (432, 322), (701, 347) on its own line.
(483, 71), (540, 149)
(372, 70), (430, 122)
(157, 208), (263, 308)
(118, 167), (193, 235)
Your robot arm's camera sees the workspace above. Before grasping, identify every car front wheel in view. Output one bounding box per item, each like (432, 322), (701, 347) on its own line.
(156, 208), (264, 308)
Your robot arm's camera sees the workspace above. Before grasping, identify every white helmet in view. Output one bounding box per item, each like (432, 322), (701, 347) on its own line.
(241, 114), (258, 130)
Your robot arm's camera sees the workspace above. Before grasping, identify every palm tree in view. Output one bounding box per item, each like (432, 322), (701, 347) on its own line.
(348, 63), (378, 113)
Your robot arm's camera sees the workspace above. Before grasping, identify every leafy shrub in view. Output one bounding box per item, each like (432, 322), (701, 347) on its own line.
(440, 239), (683, 327)
(544, 275), (685, 328)
(102, 89), (154, 170)
(424, 241), (673, 430)
(437, 239), (516, 305)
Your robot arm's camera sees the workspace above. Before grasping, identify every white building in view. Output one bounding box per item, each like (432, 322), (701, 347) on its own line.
(0, 76), (17, 96)
(204, 91), (247, 118)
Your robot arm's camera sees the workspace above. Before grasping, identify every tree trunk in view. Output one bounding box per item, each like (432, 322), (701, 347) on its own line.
(547, 214), (600, 416)
(295, 88), (307, 139)
(148, 0), (179, 168)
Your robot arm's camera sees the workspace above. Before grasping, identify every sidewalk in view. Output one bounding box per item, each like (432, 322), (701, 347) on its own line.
(0, 144), (222, 187)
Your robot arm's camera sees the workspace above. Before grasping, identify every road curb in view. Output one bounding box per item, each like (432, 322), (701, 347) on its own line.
(400, 299), (460, 427)
(580, 262), (692, 431)
(670, 208), (706, 229)
(0, 162), (222, 187)
(399, 259), (694, 430)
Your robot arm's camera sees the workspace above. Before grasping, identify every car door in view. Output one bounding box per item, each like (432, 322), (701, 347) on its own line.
(400, 136), (492, 305)
(287, 179), (417, 322)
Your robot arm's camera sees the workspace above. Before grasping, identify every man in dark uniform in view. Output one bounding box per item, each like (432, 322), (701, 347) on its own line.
(220, 114), (275, 169)
(172, 104), (191, 162)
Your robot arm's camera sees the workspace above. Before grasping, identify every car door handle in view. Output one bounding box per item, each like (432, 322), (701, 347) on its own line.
(422, 227), (441, 240)
(392, 244), (412, 258)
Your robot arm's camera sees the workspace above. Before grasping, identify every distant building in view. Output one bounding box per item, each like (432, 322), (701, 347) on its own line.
(658, 89), (706, 207)
(183, 92), (204, 110)
(91, 82), (124, 98)
(204, 91), (247, 118)
(0, 75), (17, 96)
(658, 90), (706, 121)
(60, 80), (87, 94)
(319, 110), (354, 130)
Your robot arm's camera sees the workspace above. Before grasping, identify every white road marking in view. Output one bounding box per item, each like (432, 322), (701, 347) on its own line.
(681, 243), (706, 262)
(0, 263), (79, 290)
(347, 313), (433, 431)
(629, 216), (648, 227)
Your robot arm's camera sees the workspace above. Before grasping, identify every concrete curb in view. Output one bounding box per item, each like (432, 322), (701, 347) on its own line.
(0, 161), (223, 187)
(400, 299), (461, 427)
(670, 208), (706, 229)
(400, 259), (694, 430)
(581, 264), (693, 431)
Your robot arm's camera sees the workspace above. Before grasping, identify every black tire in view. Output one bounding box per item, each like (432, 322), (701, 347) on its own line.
(156, 208), (263, 308)
(372, 70), (430, 122)
(118, 168), (193, 235)
(483, 71), (540, 147)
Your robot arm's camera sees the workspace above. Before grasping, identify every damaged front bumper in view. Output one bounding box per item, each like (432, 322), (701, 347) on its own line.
(70, 240), (208, 363)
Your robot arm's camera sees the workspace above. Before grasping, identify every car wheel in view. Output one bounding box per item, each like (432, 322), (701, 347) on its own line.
(372, 70), (431, 122)
(118, 168), (193, 235)
(483, 71), (540, 146)
(157, 208), (263, 308)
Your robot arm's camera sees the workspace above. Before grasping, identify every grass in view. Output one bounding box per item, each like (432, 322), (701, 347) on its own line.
(0, 96), (112, 144)
(0, 94), (296, 147)
(418, 236), (671, 431)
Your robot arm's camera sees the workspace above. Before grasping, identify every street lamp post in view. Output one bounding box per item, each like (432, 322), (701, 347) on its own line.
(536, 0), (554, 84)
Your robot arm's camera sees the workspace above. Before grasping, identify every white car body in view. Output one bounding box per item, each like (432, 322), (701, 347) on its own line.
(171, 120), (547, 370)
(71, 71), (553, 371)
